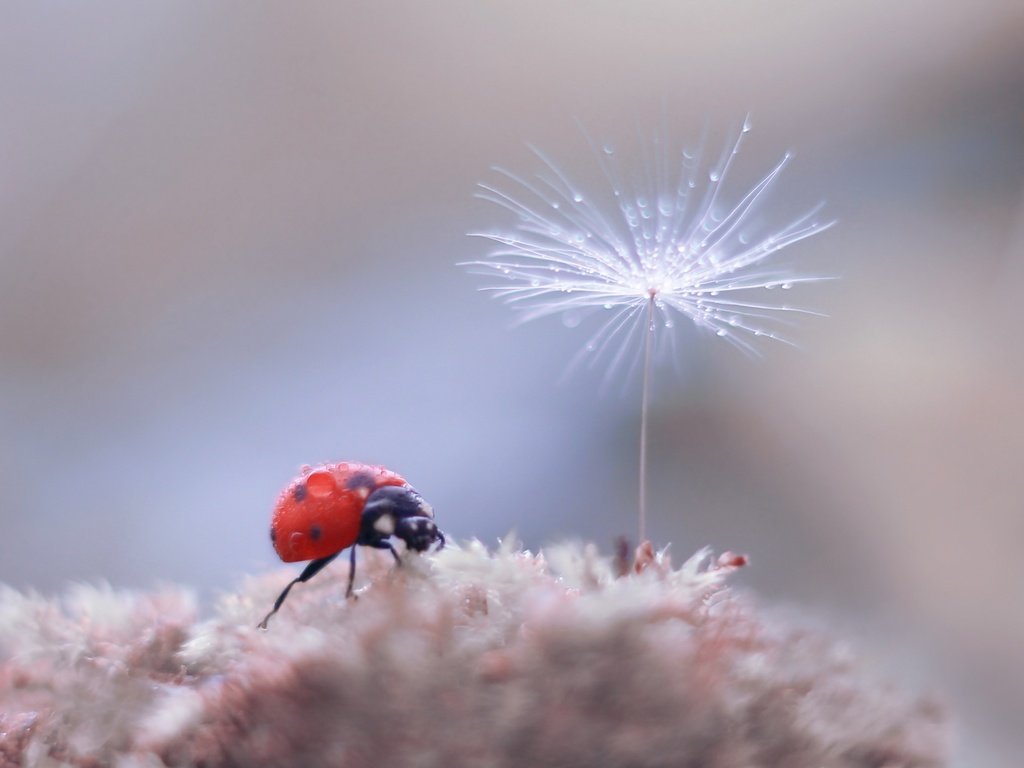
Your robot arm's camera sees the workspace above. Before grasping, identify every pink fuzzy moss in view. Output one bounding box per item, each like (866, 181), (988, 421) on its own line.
(1, 541), (948, 767)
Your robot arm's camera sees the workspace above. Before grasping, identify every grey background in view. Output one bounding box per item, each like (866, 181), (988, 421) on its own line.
(2, 3), (1022, 765)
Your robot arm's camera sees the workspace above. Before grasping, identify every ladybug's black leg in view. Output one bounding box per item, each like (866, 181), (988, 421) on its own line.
(346, 545), (357, 598)
(258, 552), (339, 629)
(345, 542), (400, 598)
(366, 539), (403, 565)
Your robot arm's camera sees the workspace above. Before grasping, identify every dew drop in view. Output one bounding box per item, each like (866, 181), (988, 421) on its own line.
(573, 193), (583, 203)
(716, 329), (728, 337)
(603, 303), (613, 310)
(664, 320), (674, 328)
(709, 170), (721, 182)
(603, 143), (614, 155)
(307, 469), (338, 498)
(781, 282), (793, 290)
(742, 116), (753, 133)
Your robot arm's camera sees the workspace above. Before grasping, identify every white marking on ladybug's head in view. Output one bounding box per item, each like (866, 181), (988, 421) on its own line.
(374, 514), (395, 535)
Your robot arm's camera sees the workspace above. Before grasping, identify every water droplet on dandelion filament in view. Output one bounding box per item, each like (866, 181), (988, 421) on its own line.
(562, 311), (582, 328)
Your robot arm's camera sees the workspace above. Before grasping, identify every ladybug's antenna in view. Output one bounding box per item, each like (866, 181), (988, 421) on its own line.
(258, 553), (339, 630)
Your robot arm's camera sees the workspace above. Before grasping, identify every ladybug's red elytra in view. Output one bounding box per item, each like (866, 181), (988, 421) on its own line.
(259, 461), (444, 629)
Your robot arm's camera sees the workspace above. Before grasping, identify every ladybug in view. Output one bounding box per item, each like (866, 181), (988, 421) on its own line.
(258, 461), (444, 629)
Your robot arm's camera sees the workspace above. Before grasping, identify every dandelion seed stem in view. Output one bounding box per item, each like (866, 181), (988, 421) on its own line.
(469, 126), (831, 547)
(638, 292), (656, 544)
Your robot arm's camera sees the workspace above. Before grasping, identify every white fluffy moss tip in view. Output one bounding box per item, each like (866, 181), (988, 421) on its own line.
(1, 540), (948, 767)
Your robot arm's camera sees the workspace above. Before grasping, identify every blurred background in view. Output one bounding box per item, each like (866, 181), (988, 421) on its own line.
(1, 2), (1021, 765)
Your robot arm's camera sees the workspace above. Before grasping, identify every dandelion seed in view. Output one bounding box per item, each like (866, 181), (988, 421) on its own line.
(464, 118), (834, 543)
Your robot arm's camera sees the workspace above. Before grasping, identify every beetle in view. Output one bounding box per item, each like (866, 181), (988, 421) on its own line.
(258, 461), (444, 629)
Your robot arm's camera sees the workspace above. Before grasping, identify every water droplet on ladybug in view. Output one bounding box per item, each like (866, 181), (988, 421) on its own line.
(306, 469), (337, 498)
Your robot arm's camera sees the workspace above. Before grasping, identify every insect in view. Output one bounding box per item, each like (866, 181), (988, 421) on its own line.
(258, 461), (444, 629)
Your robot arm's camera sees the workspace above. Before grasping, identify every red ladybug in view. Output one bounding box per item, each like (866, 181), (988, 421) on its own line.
(258, 461), (444, 628)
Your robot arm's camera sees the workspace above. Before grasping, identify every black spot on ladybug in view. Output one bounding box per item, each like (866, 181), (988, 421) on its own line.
(270, 526), (277, 543)
(293, 483), (308, 502)
(310, 524), (322, 541)
(345, 472), (375, 491)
